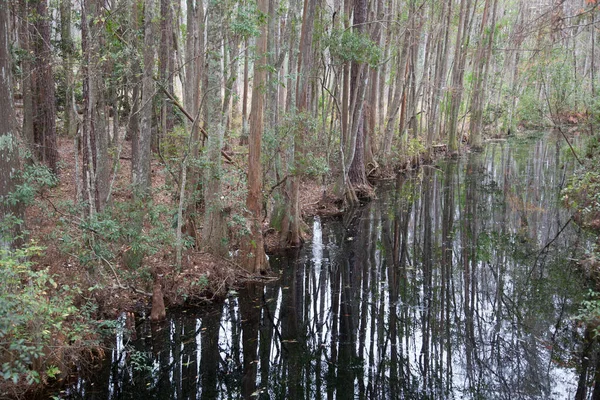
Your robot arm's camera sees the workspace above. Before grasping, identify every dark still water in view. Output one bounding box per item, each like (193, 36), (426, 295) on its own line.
(62, 135), (595, 399)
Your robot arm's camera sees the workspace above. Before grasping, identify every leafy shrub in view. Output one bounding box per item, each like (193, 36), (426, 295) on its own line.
(0, 244), (95, 385)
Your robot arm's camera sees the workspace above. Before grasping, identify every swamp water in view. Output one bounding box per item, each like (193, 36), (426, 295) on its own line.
(62, 134), (596, 399)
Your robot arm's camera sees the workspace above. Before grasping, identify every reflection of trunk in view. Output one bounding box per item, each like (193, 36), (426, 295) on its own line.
(328, 246), (341, 399)
(462, 158), (478, 382)
(280, 249), (303, 399)
(259, 285), (278, 388)
(201, 307), (223, 400)
(420, 168), (433, 386)
(181, 316), (198, 399)
(172, 317), (182, 398)
(337, 258), (356, 400)
(576, 326), (595, 400)
(593, 345), (600, 400)
(240, 283), (262, 398)
(441, 161), (455, 391)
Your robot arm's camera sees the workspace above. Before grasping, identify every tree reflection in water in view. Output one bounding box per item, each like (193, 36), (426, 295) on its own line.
(65, 136), (598, 399)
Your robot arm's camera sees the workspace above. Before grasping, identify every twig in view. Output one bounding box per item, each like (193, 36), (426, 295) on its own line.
(266, 175), (288, 199)
(99, 255), (123, 287)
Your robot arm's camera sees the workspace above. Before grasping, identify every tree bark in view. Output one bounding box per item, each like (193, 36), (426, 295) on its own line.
(82, 0), (110, 213)
(345, 0), (372, 202)
(159, 0), (174, 146)
(202, 0), (228, 256)
(18, 1), (33, 148)
(0, 0), (22, 249)
(242, 0), (269, 272)
(133, 0), (157, 194)
(31, 0), (58, 173)
(280, 0), (318, 247)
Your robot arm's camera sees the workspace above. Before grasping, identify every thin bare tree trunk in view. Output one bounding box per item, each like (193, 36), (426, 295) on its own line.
(468, 0), (494, 149)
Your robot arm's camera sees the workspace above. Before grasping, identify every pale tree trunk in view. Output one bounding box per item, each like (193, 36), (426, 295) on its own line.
(447, 0), (472, 154)
(0, 1), (22, 249)
(32, 0), (58, 173)
(202, 0), (228, 256)
(468, 0), (495, 149)
(380, 16), (410, 161)
(241, 0), (269, 273)
(365, 0), (383, 169)
(133, 0), (156, 194)
(428, 0), (452, 151)
(377, 0), (389, 134)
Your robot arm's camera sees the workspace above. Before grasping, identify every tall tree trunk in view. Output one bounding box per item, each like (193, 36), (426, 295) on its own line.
(280, 0), (318, 247)
(18, 0), (33, 148)
(345, 0), (371, 203)
(240, 39), (249, 145)
(202, 0), (228, 256)
(428, 0), (452, 152)
(133, 0), (157, 194)
(159, 0), (174, 147)
(82, 0), (110, 213)
(32, 0), (58, 173)
(60, 0), (75, 139)
(184, 0), (204, 243)
(241, 0), (269, 273)
(468, 0), (495, 149)
(447, 0), (472, 154)
(0, 0), (22, 249)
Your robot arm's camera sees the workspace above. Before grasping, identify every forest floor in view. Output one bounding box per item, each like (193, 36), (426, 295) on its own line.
(26, 136), (346, 321)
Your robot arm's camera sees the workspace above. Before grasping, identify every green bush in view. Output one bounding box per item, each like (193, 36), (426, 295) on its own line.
(0, 244), (95, 385)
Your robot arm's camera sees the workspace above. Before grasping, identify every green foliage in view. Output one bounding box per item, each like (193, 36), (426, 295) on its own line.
(516, 87), (546, 128)
(5, 163), (58, 208)
(563, 135), (600, 232)
(56, 194), (179, 278)
(325, 28), (382, 66)
(229, 1), (262, 39)
(0, 244), (95, 385)
(575, 290), (600, 336)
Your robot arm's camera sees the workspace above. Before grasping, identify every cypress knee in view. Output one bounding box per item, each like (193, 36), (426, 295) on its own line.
(150, 276), (166, 321)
